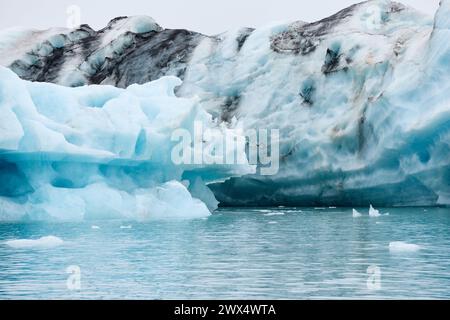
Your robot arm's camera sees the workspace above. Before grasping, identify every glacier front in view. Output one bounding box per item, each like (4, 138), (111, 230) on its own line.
(1, 0), (450, 210)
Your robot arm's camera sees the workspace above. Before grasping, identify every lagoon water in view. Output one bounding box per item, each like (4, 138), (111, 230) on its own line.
(0, 207), (449, 299)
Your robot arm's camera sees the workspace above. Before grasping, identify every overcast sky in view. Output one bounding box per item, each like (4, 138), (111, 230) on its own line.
(0, 0), (441, 35)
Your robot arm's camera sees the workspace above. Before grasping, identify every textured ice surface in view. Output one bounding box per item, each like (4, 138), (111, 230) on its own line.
(0, 67), (252, 221)
(1, 0), (450, 207)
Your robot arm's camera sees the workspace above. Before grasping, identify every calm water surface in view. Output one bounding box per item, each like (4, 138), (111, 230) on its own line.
(0, 207), (449, 299)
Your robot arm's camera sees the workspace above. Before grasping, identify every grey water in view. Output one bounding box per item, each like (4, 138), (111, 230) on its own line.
(0, 207), (449, 300)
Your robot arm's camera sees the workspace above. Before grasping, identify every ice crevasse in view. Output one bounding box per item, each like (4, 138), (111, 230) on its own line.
(0, 67), (253, 221)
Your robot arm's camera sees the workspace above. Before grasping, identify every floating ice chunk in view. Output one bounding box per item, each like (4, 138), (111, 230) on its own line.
(369, 205), (381, 217)
(352, 209), (362, 218)
(0, 67), (252, 221)
(120, 225), (132, 229)
(91, 225), (101, 229)
(264, 212), (285, 216)
(2, 2), (450, 210)
(5, 236), (64, 249)
(389, 242), (422, 253)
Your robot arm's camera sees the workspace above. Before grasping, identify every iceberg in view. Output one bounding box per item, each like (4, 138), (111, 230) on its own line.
(389, 241), (422, 253)
(352, 209), (362, 218)
(0, 67), (253, 221)
(369, 205), (381, 217)
(1, 0), (450, 209)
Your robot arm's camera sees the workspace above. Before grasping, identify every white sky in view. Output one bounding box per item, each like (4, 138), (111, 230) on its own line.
(0, 0), (441, 35)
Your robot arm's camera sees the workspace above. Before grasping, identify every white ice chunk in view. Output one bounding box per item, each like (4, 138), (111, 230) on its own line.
(264, 212), (285, 216)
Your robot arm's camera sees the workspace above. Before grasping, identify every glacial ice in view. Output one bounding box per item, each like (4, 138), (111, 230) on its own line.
(0, 67), (252, 221)
(1, 0), (450, 209)
(5, 236), (64, 249)
(206, 0), (450, 207)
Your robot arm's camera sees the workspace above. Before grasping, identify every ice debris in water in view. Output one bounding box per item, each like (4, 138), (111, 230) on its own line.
(0, 67), (253, 221)
(389, 241), (422, 253)
(352, 209), (362, 218)
(1, 1), (450, 209)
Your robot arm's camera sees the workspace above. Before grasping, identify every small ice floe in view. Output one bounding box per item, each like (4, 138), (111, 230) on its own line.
(91, 225), (101, 230)
(369, 205), (381, 217)
(389, 242), (421, 253)
(264, 212), (285, 216)
(314, 207), (326, 210)
(268, 221), (278, 224)
(120, 225), (133, 229)
(352, 209), (362, 218)
(5, 236), (64, 249)
(329, 206), (337, 209)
